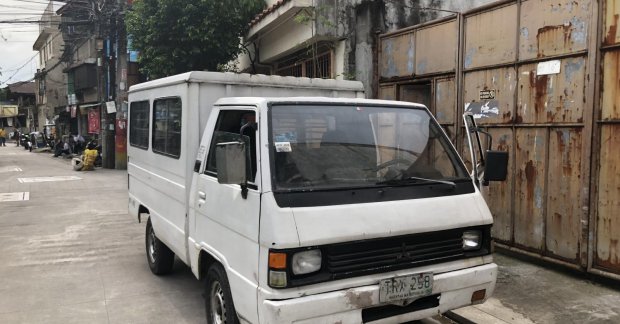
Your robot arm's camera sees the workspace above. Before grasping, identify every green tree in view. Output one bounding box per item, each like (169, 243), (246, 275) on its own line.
(126, 0), (265, 79)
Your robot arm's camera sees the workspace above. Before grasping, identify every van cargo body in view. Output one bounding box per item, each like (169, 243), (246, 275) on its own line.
(128, 72), (500, 324)
(127, 72), (364, 266)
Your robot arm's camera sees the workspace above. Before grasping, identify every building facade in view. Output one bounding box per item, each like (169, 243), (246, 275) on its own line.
(237, 0), (495, 96)
(239, 0), (620, 282)
(1, 82), (36, 134)
(33, 1), (67, 138)
(375, 0), (620, 281)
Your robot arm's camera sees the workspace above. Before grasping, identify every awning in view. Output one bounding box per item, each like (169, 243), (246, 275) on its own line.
(79, 103), (102, 109)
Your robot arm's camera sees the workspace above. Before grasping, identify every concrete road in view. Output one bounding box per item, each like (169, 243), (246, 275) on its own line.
(0, 144), (456, 324)
(0, 145), (204, 323)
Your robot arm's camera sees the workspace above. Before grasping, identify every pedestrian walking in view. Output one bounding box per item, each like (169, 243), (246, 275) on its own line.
(14, 129), (20, 146)
(0, 127), (6, 146)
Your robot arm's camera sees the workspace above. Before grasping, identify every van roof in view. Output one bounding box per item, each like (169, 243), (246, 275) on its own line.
(128, 71), (364, 93)
(214, 97), (428, 109)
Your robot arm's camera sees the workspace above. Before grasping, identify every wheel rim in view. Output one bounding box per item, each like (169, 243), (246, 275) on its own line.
(148, 226), (157, 264)
(210, 281), (227, 324)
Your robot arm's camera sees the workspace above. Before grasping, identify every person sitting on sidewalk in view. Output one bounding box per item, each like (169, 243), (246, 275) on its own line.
(54, 140), (72, 157)
(73, 133), (86, 154)
(73, 142), (98, 171)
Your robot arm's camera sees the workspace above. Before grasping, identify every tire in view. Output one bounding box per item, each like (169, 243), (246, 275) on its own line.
(205, 264), (239, 324)
(145, 217), (175, 275)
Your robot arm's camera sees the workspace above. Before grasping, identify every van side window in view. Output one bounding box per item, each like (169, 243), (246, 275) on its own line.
(205, 110), (257, 182)
(152, 97), (182, 158)
(129, 101), (149, 149)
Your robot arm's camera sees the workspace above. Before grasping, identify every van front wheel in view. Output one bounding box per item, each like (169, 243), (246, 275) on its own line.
(205, 264), (239, 324)
(145, 217), (174, 275)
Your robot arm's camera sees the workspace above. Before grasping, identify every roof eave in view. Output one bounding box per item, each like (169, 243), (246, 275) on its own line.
(246, 0), (313, 40)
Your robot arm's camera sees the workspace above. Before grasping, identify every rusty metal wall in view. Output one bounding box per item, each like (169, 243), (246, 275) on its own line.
(463, 67), (517, 124)
(415, 21), (458, 75)
(380, 33), (415, 79)
(594, 0), (620, 274)
(519, 0), (591, 59)
(459, 0), (591, 264)
(435, 78), (457, 142)
(377, 0), (620, 279)
(464, 4), (518, 69)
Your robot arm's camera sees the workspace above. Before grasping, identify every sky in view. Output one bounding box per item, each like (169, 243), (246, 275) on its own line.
(0, 0), (64, 88)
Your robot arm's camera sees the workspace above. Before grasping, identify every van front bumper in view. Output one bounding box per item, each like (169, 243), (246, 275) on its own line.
(259, 263), (497, 324)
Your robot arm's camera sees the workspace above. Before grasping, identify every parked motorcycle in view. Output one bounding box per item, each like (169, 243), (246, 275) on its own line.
(21, 133), (31, 151)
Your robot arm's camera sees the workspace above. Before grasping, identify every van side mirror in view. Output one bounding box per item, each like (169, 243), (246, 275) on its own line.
(216, 141), (248, 185)
(483, 150), (508, 182)
(463, 112), (509, 187)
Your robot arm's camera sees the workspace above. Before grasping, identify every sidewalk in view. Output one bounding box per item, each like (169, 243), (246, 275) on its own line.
(448, 252), (620, 324)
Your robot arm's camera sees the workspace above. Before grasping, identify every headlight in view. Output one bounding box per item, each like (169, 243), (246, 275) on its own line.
(291, 249), (322, 275)
(463, 230), (481, 251)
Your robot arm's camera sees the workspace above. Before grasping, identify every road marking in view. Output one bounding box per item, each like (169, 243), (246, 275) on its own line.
(17, 176), (82, 183)
(0, 192), (29, 202)
(0, 166), (22, 173)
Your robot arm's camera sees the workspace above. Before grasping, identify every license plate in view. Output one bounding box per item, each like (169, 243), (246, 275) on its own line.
(379, 273), (433, 303)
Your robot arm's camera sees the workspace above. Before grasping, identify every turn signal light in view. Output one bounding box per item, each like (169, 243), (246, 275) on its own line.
(269, 252), (287, 269)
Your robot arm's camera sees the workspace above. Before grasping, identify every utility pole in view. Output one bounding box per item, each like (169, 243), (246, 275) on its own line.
(96, 0), (116, 169)
(115, 4), (128, 170)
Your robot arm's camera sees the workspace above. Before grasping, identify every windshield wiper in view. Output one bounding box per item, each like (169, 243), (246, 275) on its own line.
(376, 176), (456, 189)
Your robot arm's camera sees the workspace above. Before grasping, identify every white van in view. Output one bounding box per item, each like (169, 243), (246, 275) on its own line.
(128, 72), (507, 324)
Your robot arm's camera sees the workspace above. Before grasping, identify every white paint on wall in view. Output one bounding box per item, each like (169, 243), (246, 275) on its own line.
(335, 40), (346, 80)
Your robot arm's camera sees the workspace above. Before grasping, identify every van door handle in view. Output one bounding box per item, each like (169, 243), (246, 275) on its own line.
(198, 191), (206, 200)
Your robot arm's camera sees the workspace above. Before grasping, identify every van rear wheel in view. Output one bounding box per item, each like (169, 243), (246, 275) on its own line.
(145, 217), (174, 275)
(205, 264), (239, 324)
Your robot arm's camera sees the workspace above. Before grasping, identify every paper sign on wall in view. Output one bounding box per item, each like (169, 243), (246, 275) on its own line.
(106, 101), (117, 114)
(537, 60), (561, 76)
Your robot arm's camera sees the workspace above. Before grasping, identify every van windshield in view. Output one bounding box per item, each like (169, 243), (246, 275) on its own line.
(270, 104), (470, 191)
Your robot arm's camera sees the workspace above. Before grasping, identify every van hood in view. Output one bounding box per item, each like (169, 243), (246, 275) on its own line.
(289, 192), (492, 247)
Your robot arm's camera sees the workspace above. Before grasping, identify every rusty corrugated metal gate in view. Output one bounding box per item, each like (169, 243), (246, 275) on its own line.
(378, 0), (620, 280)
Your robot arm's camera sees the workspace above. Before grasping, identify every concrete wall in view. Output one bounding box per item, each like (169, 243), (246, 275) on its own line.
(341, 0), (498, 96)
(240, 0), (498, 94)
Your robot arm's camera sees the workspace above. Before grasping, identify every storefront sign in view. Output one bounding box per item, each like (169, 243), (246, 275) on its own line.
(0, 105), (18, 117)
(88, 108), (100, 134)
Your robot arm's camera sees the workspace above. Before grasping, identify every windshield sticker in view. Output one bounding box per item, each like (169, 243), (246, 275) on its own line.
(274, 132), (297, 143)
(275, 142), (292, 153)
(196, 145), (206, 161)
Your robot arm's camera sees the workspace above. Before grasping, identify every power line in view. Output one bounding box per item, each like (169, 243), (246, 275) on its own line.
(11, 0), (58, 5)
(0, 52), (39, 86)
(0, 4), (48, 11)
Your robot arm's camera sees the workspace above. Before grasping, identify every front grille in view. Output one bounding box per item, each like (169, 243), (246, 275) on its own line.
(326, 228), (469, 279)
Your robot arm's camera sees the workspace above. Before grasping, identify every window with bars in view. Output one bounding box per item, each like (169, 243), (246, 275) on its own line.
(275, 50), (332, 79)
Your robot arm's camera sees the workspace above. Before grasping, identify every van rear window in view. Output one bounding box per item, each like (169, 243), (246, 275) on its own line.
(152, 97), (182, 158)
(129, 101), (150, 149)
